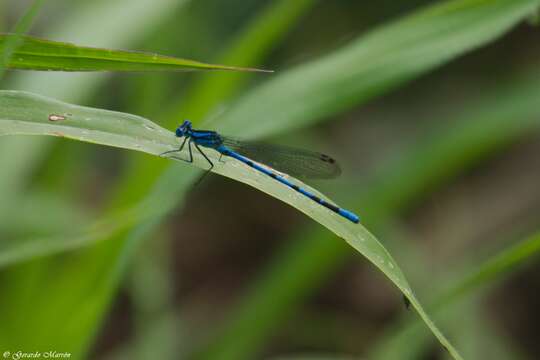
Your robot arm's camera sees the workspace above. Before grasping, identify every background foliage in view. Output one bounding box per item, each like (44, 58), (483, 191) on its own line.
(1, 0), (540, 359)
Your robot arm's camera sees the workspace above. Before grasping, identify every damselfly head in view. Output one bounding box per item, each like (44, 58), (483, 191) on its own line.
(175, 120), (192, 137)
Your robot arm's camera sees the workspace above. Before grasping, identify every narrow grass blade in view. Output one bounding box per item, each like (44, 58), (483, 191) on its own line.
(216, 0), (540, 138)
(0, 191), (88, 235)
(53, 2), (320, 356)
(0, 33), (271, 73)
(0, 0), (192, 356)
(436, 232), (540, 308)
(197, 67), (540, 360)
(0, 90), (177, 154)
(0, 0), (190, 217)
(172, 0), (317, 121)
(370, 230), (540, 360)
(0, 208), (134, 268)
(2, 2), (536, 358)
(0, 89), (462, 359)
(0, 0), (44, 80)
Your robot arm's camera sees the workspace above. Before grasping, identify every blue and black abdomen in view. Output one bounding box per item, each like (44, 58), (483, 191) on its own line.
(218, 146), (359, 224)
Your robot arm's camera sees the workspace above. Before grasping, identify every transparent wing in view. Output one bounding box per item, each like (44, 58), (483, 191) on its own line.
(222, 137), (341, 179)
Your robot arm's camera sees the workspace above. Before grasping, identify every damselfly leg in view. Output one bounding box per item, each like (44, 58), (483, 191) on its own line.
(193, 143), (214, 170)
(218, 153), (226, 163)
(191, 143), (214, 186)
(160, 137), (194, 164)
(159, 136), (188, 158)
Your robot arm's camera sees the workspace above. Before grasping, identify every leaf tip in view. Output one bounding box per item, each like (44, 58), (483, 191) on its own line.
(219, 64), (275, 73)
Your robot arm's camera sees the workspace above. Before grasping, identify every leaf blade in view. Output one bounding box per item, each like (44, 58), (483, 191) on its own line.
(0, 34), (271, 73)
(0, 89), (461, 359)
(215, 0), (540, 138)
(0, 0), (44, 80)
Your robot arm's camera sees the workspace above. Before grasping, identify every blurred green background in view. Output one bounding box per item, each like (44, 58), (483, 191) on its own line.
(1, 0), (540, 359)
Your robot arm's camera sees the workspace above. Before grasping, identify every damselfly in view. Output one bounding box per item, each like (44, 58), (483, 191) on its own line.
(162, 120), (359, 224)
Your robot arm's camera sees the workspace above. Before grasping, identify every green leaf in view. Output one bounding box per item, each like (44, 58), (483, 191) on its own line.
(0, 0), (44, 80)
(0, 33), (271, 72)
(3, 0), (538, 358)
(0, 0), (190, 221)
(197, 65), (540, 360)
(370, 230), (540, 360)
(0, 89), (463, 359)
(213, 0), (540, 137)
(173, 0), (318, 121)
(0, 209), (132, 268)
(0, 191), (88, 235)
(436, 231), (540, 309)
(0, 1), (302, 356)
(0, 0), (193, 356)
(0, 90), (176, 154)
